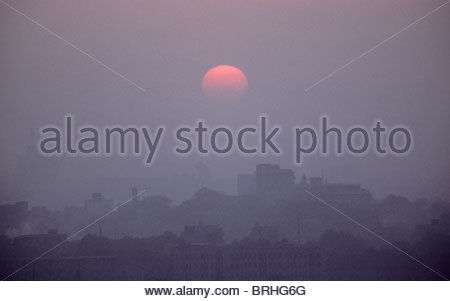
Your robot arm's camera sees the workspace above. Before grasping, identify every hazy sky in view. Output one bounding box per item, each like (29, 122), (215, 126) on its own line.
(1, 0), (449, 204)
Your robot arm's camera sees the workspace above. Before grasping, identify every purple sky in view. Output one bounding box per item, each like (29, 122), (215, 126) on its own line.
(1, 0), (449, 206)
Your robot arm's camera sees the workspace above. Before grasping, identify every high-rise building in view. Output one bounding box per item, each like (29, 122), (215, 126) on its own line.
(237, 164), (296, 200)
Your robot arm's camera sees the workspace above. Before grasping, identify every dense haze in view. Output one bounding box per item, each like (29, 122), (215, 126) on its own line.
(1, 0), (449, 208)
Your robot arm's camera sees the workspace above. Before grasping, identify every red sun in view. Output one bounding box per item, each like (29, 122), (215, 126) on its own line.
(202, 65), (248, 102)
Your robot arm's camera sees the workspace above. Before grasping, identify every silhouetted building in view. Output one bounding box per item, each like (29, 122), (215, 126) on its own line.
(0, 201), (29, 235)
(172, 241), (312, 281)
(247, 223), (279, 243)
(84, 193), (113, 215)
(415, 213), (450, 237)
(222, 243), (311, 280)
(172, 245), (223, 280)
(2, 256), (144, 280)
(298, 175), (372, 204)
(237, 164), (295, 200)
(180, 224), (224, 245)
(256, 164), (295, 200)
(13, 229), (67, 254)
